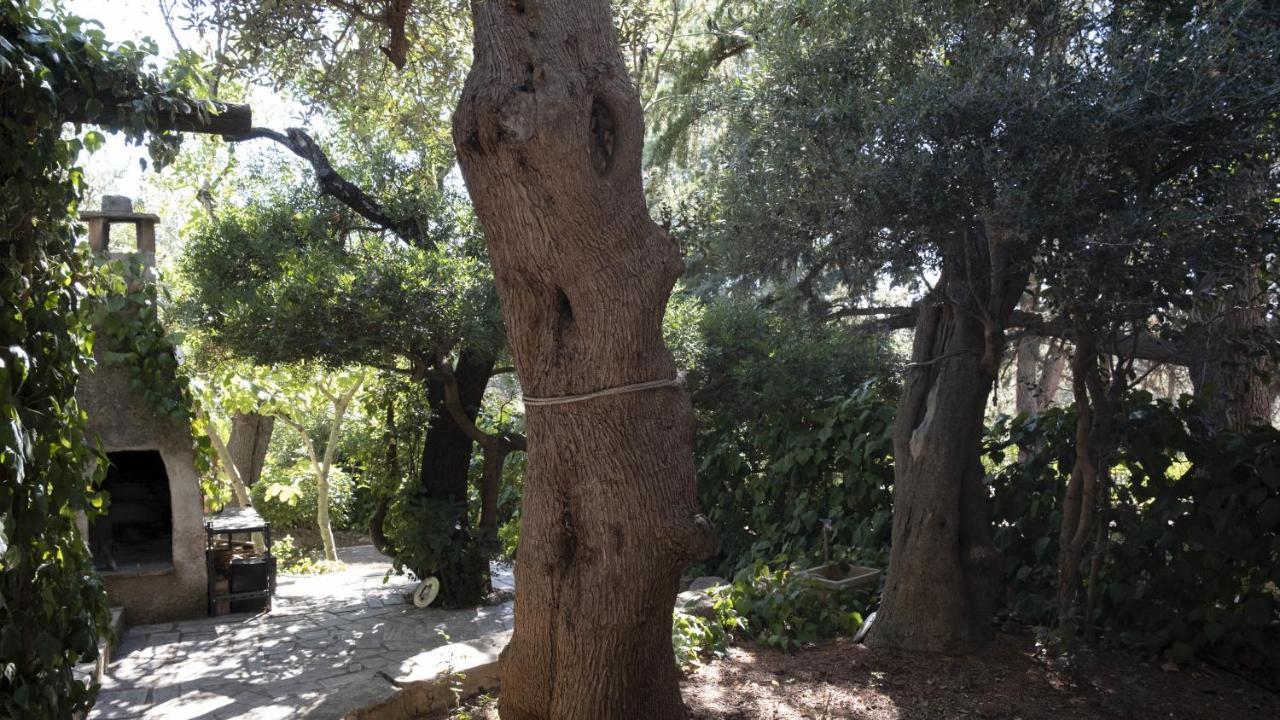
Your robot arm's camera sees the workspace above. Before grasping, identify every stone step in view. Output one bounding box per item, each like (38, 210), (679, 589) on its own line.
(344, 631), (509, 719)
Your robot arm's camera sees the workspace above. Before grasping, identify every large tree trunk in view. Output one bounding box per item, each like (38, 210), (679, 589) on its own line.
(371, 399), (399, 556)
(869, 237), (1026, 655)
(417, 348), (494, 606)
(226, 411), (274, 487)
(1189, 269), (1272, 433)
(453, 2), (715, 717)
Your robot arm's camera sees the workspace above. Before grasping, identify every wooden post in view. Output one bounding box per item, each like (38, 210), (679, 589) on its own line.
(85, 217), (108, 252)
(65, 101), (252, 138)
(135, 219), (156, 254)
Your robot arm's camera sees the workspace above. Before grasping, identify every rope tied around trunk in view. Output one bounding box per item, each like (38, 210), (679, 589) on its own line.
(522, 376), (683, 407)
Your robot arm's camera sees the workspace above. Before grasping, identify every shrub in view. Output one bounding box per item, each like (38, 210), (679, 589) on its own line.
(988, 394), (1280, 678)
(724, 560), (872, 652)
(672, 586), (744, 671)
(384, 488), (489, 607)
(679, 298), (897, 578)
(250, 459), (357, 532)
(694, 381), (896, 578)
(272, 534), (345, 575)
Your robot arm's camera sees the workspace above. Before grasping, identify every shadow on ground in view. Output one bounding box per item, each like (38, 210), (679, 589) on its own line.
(90, 546), (514, 720)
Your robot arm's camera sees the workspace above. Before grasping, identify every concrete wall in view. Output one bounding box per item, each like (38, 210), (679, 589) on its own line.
(78, 364), (207, 623)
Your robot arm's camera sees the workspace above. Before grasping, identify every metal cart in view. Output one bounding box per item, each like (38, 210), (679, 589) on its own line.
(205, 507), (276, 616)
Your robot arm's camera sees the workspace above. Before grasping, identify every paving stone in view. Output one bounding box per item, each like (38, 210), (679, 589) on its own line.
(129, 623), (175, 635)
(89, 688), (150, 719)
(151, 686), (182, 704)
(92, 548), (512, 719)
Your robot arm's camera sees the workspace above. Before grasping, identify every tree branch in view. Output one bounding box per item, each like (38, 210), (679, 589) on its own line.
(65, 99), (252, 136)
(859, 301), (1207, 367)
(234, 127), (423, 243)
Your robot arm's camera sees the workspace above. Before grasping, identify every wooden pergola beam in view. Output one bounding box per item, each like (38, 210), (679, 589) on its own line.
(65, 100), (252, 137)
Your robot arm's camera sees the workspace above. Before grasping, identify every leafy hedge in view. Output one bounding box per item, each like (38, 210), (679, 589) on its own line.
(989, 394), (1280, 679)
(250, 459), (358, 532)
(695, 380), (895, 578)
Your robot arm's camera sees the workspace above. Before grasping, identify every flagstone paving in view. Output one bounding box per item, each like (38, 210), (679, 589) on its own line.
(89, 546), (514, 720)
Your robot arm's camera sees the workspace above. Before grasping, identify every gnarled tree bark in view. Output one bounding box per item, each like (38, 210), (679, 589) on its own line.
(869, 231), (1027, 654)
(226, 411), (274, 487)
(453, 2), (715, 716)
(418, 348), (495, 606)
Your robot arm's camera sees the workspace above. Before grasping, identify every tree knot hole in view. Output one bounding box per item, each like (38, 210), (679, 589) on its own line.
(518, 63), (537, 93)
(590, 96), (616, 176)
(552, 287), (574, 336)
(508, 0), (526, 14)
(556, 507), (578, 569)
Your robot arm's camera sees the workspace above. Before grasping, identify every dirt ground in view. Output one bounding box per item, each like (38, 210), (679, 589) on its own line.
(434, 634), (1280, 720)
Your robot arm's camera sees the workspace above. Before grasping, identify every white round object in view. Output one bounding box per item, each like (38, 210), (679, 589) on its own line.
(412, 577), (441, 608)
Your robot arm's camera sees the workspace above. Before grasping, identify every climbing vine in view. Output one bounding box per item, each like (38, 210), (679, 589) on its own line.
(93, 257), (214, 479)
(0, 3), (207, 716)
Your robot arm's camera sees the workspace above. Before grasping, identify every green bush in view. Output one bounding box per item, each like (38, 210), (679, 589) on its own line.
(694, 381), (896, 578)
(384, 488), (489, 607)
(988, 394), (1280, 678)
(672, 586), (744, 671)
(680, 298), (897, 578)
(271, 534), (345, 575)
(724, 560), (871, 652)
(250, 459), (357, 532)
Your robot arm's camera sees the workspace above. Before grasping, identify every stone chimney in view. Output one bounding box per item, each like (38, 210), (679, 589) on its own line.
(80, 195), (160, 267)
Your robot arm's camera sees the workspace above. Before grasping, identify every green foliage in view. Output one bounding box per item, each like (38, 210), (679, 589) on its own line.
(987, 408), (1077, 624)
(685, 299), (896, 576)
(724, 561), (868, 652)
(0, 4), (208, 716)
(92, 257), (214, 479)
(479, 451), (524, 562)
(384, 489), (489, 608)
(271, 534), (345, 576)
(177, 186), (501, 370)
(251, 459), (357, 532)
(989, 396), (1280, 678)
(671, 586), (744, 672)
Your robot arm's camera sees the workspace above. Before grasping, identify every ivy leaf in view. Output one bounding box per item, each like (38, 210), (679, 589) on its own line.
(82, 130), (104, 153)
(1259, 498), (1280, 531)
(1243, 597), (1272, 628)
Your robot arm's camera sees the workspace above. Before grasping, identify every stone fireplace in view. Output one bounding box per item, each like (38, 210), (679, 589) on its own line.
(90, 451), (174, 572)
(77, 196), (207, 623)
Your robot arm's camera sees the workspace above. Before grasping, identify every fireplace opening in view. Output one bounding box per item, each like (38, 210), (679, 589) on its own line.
(90, 450), (174, 573)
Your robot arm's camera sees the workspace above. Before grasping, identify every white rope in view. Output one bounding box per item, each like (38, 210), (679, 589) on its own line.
(522, 376), (682, 407)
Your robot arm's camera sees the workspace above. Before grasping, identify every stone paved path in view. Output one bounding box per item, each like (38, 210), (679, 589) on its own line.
(90, 546), (514, 720)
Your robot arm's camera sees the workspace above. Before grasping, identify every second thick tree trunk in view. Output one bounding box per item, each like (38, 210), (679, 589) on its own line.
(869, 289), (1002, 653)
(453, 2), (714, 717)
(418, 349), (494, 606)
(870, 236), (1025, 654)
(226, 412), (274, 487)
